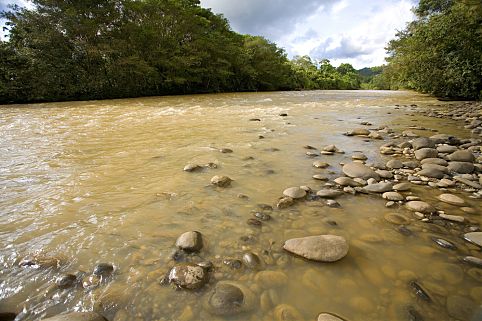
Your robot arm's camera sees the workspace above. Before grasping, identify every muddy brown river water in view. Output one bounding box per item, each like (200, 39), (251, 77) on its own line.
(0, 90), (480, 321)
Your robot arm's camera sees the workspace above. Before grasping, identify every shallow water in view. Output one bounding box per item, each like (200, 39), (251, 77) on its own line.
(0, 90), (480, 321)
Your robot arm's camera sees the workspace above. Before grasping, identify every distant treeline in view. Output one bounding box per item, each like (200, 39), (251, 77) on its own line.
(0, 0), (369, 104)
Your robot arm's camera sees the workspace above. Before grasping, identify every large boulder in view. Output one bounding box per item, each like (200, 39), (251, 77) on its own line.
(283, 235), (348, 262)
(342, 162), (379, 180)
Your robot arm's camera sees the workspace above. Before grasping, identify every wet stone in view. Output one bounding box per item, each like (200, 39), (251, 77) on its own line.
(326, 200), (341, 208)
(223, 259), (243, 269)
(40, 312), (107, 321)
(313, 174), (329, 181)
(183, 164), (202, 172)
(176, 231), (203, 252)
(464, 232), (482, 247)
(431, 237), (456, 250)
(363, 182), (393, 193)
(409, 280), (432, 303)
(205, 281), (255, 316)
(82, 275), (101, 290)
(93, 263), (114, 277)
(334, 177), (361, 187)
(439, 213), (464, 223)
(317, 313), (345, 321)
(397, 226), (413, 236)
(393, 182), (411, 191)
(253, 212), (271, 221)
(168, 263), (208, 290)
(414, 148), (438, 160)
(461, 256), (482, 268)
(283, 187), (306, 199)
(211, 175), (233, 187)
(384, 213), (410, 225)
(283, 235), (348, 262)
(247, 218), (262, 227)
(242, 252), (261, 269)
(421, 157), (448, 166)
(448, 150), (475, 162)
(55, 273), (77, 289)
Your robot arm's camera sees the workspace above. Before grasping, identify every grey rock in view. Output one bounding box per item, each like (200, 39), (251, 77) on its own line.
(437, 145), (458, 153)
(421, 163), (448, 173)
(448, 161), (474, 174)
(93, 263), (114, 277)
(211, 175), (233, 187)
(454, 177), (481, 189)
(405, 201), (435, 214)
(363, 182), (393, 193)
(205, 281), (255, 316)
(283, 235), (348, 262)
(448, 150), (475, 162)
(414, 148), (438, 160)
(277, 197), (294, 209)
(176, 231), (203, 252)
(382, 192), (404, 201)
(412, 137), (435, 150)
(420, 158), (448, 166)
(283, 187), (306, 199)
(393, 182), (411, 191)
(242, 252), (261, 269)
(417, 168), (445, 179)
(342, 162), (380, 180)
(334, 177), (361, 187)
(168, 263), (208, 290)
(386, 159), (403, 169)
(316, 189), (344, 198)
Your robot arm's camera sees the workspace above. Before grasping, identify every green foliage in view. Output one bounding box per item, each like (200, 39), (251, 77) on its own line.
(385, 0), (482, 99)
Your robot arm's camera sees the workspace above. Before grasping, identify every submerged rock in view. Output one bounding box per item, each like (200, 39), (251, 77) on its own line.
(204, 281), (256, 316)
(437, 194), (465, 206)
(405, 201), (435, 214)
(283, 235), (348, 262)
(40, 313), (106, 321)
(317, 313), (345, 321)
(93, 263), (114, 277)
(168, 263), (208, 290)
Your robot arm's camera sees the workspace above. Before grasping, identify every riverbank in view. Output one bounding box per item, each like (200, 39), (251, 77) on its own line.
(0, 91), (480, 321)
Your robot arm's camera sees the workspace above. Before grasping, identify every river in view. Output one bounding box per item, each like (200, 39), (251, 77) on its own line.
(0, 90), (480, 321)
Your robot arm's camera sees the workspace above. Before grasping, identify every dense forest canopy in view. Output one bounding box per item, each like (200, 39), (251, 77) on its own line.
(382, 0), (482, 99)
(0, 0), (363, 103)
(0, 0), (480, 103)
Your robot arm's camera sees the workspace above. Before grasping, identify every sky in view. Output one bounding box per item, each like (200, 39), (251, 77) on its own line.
(1, 0), (417, 69)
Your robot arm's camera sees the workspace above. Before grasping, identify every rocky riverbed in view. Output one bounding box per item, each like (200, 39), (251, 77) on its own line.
(0, 91), (480, 321)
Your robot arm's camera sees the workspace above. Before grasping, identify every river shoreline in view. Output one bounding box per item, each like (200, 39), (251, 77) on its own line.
(0, 92), (480, 321)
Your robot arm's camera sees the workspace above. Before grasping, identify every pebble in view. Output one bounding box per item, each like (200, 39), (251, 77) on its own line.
(242, 252), (261, 269)
(363, 182), (393, 193)
(274, 304), (305, 321)
(277, 197), (294, 209)
(283, 235), (348, 262)
(386, 159), (403, 169)
(325, 200), (341, 208)
(414, 148), (438, 160)
(461, 256), (482, 268)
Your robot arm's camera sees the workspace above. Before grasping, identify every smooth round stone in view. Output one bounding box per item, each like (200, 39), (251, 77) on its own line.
(421, 163), (448, 173)
(242, 252), (261, 269)
(343, 162), (380, 180)
(414, 148), (438, 160)
(439, 213), (464, 222)
(283, 187), (306, 199)
(168, 263), (208, 290)
(334, 177), (361, 187)
(56, 274), (77, 289)
(93, 263), (114, 277)
(412, 137), (435, 150)
(283, 235), (348, 262)
(313, 175), (329, 181)
(393, 182), (411, 191)
(382, 192), (404, 201)
(448, 150), (475, 162)
(363, 182), (393, 193)
(448, 161), (474, 174)
(176, 231), (203, 252)
(352, 152), (367, 160)
(464, 232), (482, 247)
(384, 213), (409, 225)
(376, 170), (393, 179)
(313, 161), (330, 168)
(437, 145), (457, 153)
(420, 158), (448, 166)
(322, 144), (338, 152)
(386, 159), (403, 169)
(437, 193), (465, 206)
(255, 271), (288, 288)
(405, 201), (435, 214)
(183, 164), (202, 172)
(211, 175), (232, 187)
(204, 281), (255, 316)
(417, 168), (444, 179)
(40, 313), (106, 321)
(349, 128), (370, 136)
(316, 189), (343, 198)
